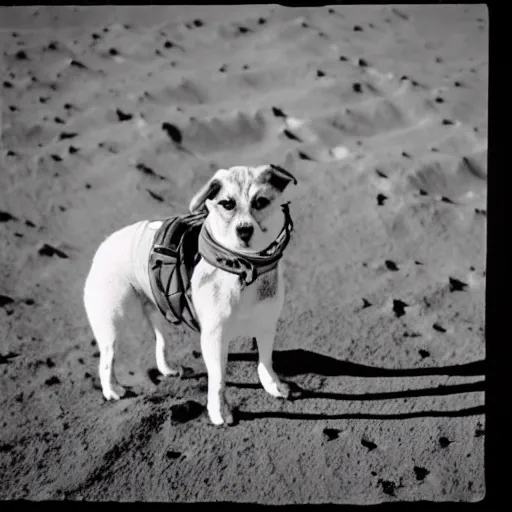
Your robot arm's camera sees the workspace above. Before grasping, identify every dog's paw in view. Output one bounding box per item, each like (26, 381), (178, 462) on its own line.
(261, 378), (290, 399)
(157, 364), (181, 378)
(208, 402), (235, 426)
(103, 384), (126, 401)
(275, 381), (291, 399)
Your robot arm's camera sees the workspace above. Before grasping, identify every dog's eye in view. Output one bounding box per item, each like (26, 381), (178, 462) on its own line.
(218, 199), (236, 211)
(253, 197), (270, 210)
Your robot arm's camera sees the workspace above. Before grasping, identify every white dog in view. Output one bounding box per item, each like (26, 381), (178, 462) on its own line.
(83, 164), (298, 425)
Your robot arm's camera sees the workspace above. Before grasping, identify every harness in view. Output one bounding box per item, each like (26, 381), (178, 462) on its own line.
(148, 203), (294, 332)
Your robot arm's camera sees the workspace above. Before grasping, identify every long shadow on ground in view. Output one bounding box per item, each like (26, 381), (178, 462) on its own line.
(226, 349), (485, 421)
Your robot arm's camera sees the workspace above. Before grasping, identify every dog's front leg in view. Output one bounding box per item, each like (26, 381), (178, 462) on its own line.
(255, 325), (290, 399)
(201, 324), (233, 425)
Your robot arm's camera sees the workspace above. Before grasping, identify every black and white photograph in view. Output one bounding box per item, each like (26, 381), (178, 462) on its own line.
(1, 3), (487, 504)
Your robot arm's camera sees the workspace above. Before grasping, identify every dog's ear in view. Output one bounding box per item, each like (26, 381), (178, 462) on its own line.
(189, 177), (223, 213)
(264, 164), (298, 193)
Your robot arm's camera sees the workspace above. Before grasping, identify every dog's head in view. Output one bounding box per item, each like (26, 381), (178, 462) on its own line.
(189, 164), (297, 253)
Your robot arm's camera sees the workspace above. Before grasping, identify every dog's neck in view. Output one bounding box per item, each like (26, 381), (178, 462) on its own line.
(197, 203), (294, 286)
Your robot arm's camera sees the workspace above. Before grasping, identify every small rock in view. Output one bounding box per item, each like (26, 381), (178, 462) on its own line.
(70, 59), (87, 69)
(433, 323), (446, 333)
(439, 436), (452, 448)
(378, 479), (398, 497)
(385, 260), (399, 271)
(0, 211), (17, 223)
(377, 193), (388, 206)
(59, 132), (78, 140)
(413, 466), (429, 481)
(272, 106), (286, 118)
(45, 376), (61, 386)
(161, 122), (182, 144)
(170, 400), (203, 424)
(393, 300), (408, 318)
(449, 277), (468, 292)
(0, 295), (15, 308)
(115, 108), (133, 121)
(38, 244), (69, 259)
(361, 438), (377, 451)
(323, 428), (340, 441)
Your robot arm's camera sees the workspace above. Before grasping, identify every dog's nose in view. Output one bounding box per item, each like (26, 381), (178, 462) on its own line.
(236, 224), (254, 242)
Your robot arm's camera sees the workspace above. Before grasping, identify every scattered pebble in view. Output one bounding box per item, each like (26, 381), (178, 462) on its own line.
(378, 479), (399, 497)
(323, 428), (340, 441)
(449, 277), (468, 292)
(38, 244), (69, 259)
(272, 106), (286, 118)
(170, 401), (203, 424)
(0, 211), (17, 223)
(393, 299), (408, 318)
(59, 132), (78, 140)
(361, 438), (377, 451)
(15, 50), (28, 60)
(413, 466), (430, 481)
(385, 260), (399, 271)
(116, 108), (133, 121)
(377, 194), (388, 206)
(0, 295), (15, 308)
(439, 436), (452, 448)
(433, 323), (446, 333)
(70, 59), (87, 69)
(161, 122), (182, 144)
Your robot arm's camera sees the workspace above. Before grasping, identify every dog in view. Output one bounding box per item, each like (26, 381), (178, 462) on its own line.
(83, 164), (298, 425)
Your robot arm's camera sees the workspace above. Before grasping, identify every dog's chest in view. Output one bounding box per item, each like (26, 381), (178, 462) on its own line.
(191, 259), (283, 320)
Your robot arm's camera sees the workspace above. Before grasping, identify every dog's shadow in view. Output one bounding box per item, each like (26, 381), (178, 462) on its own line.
(230, 348), (484, 378)
(226, 349), (485, 421)
(146, 349), (484, 421)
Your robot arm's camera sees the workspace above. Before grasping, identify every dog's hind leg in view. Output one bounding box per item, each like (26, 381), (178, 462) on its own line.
(83, 268), (139, 401)
(146, 307), (181, 377)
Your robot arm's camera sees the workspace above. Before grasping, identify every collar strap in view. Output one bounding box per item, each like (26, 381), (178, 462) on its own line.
(198, 203), (294, 285)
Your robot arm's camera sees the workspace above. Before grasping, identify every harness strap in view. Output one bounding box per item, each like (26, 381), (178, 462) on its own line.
(148, 203), (294, 330)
